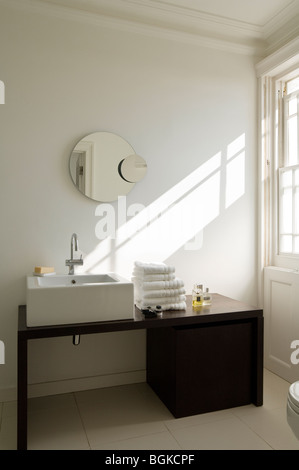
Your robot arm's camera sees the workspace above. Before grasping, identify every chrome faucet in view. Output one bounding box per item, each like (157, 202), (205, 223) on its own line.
(66, 233), (83, 275)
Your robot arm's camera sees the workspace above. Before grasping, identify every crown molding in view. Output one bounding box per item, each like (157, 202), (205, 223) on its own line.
(2, 0), (298, 57)
(263, 0), (299, 39)
(256, 36), (299, 78)
(262, 0), (299, 55)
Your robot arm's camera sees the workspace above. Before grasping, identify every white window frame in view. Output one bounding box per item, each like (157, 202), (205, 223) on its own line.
(283, 89), (299, 168)
(277, 77), (299, 257)
(256, 38), (299, 304)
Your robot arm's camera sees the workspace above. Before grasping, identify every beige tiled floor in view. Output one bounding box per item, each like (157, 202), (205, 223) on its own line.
(0, 369), (299, 450)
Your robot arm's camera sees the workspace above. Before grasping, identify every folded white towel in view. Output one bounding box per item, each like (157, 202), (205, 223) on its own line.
(136, 301), (186, 311)
(132, 270), (176, 281)
(136, 287), (186, 299)
(134, 279), (185, 290)
(133, 261), (186, 311)
(134, 261), (175, 274)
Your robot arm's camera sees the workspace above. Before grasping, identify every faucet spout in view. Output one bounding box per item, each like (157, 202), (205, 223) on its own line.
(71, 233), (79, 259)
(66, 233), (83, 275)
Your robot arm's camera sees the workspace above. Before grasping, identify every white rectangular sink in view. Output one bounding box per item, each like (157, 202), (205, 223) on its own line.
(26, 273), (134, 327)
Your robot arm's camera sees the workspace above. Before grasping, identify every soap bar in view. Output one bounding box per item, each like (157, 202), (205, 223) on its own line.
(34, 266), (55, 274)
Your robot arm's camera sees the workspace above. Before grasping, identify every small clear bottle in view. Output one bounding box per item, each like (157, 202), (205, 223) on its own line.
(202, 288), (212, 306)
(192, 284), (203, 308)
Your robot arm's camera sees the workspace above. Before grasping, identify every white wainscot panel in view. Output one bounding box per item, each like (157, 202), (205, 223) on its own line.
(264, 267), (299, 383)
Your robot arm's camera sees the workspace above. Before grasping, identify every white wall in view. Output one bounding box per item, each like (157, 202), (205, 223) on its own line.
(0, 4), (258, 399)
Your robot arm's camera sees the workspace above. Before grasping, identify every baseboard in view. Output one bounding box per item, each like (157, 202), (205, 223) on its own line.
(0, 369), (146, 402)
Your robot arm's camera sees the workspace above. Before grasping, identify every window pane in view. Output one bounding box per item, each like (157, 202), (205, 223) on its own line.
(280, 235), (292, 253)
(289, 98), (297, 115)
(281, 188), (292, 233)
(279, 166), (299, 255)
(295, 187), (299, 234)
(287, 116), (298, 165)
(282, 170), (292, 187)
(294, 236), (299, 254)
(287, 77), (299, 94)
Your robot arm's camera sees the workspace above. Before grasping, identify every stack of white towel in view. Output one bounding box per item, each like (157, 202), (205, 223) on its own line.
(132, 261), (186, 311)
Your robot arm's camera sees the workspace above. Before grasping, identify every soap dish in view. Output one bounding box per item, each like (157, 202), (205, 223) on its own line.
(33, 272), (56, 277)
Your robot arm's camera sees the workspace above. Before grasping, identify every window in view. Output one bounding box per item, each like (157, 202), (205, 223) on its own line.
(278, 75), (299, 255)
(256, 40), (299, 303)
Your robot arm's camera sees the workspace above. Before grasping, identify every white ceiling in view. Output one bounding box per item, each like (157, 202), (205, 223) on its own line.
(33, 0), (298, 26)
(150, 0), (295, 26)
(6, 0), (299, 55)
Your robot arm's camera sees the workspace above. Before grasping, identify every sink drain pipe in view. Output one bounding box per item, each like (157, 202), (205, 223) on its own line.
(73, 335), (80, 345)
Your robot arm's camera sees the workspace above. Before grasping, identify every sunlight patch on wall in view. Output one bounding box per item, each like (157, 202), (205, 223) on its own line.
(80, 134), (246, 274)
(111, 169), (221, 268)
(225, 133), (245, 209)
(115, 151), (221, 247)
(82, 152), (222, 272)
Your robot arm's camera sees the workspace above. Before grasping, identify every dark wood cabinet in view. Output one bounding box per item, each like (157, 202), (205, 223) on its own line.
(147, 319), (262, 418)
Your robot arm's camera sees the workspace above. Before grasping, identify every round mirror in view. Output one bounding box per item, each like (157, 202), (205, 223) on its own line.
(69, 132), (147, 202)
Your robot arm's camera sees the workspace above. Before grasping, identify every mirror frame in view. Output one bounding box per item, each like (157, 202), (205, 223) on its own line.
(69, 131), (147, 202)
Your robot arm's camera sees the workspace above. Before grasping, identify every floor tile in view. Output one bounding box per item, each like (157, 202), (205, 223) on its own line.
(75, 384), (173, 447)
(0, 415), (17, 450)
(1, 368), (299, 450)
(165, 409), (233, 432)
(0, 401), (17, 450)
(28, 406), (89, 450)
(262, 369), (290, 410)
(235, 406), (299, 450)
(93, 431), (181, 450)
(170, 415), (272, 450)
(28, 392), (78, 413)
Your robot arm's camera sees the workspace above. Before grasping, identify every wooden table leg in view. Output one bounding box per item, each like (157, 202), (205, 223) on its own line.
(17, 334), (27, 450)
(252, 316), (264, 406)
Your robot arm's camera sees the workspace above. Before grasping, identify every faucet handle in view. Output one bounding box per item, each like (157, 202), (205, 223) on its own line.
(66, 256), (83, 266)
(74, 255), (83, 265)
